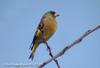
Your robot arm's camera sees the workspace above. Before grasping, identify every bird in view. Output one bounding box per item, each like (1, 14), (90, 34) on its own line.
(29, 11), (59, 60)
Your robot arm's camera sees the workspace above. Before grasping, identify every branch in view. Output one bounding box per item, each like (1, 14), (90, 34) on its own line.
(44, 41), (60, 68)
(39, 25), (100, 68)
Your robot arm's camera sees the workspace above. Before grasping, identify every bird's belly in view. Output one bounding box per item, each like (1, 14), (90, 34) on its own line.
(43, 21), (57, 41)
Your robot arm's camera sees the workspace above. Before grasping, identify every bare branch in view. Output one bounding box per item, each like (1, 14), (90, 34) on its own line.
(39, 25), (100, 68)
(44, 41), (60, 68)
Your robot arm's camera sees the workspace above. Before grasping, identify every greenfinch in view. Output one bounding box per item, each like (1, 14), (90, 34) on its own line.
(29, 11), (59, 60)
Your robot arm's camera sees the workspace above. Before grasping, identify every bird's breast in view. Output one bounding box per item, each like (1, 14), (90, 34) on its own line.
(43, 18), (57, 41)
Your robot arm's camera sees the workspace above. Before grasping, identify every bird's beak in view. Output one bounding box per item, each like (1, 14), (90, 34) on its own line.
(55, 13), (60, 17)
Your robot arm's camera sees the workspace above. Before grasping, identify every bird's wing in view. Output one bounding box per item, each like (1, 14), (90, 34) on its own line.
(30, 18), (45, 50)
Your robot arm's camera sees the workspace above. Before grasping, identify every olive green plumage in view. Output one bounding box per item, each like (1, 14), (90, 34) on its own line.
(29, 11), (59, 60)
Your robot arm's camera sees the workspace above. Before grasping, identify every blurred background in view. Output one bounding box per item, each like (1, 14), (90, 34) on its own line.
(0, 0), (100, 68)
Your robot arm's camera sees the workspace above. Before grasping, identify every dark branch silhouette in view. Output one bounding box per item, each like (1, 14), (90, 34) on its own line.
(39, 25), (100, 68)
(44, 41), (60, 68)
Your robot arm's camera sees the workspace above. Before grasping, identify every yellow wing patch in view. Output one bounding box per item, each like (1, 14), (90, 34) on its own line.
(36, 29), (41, 37)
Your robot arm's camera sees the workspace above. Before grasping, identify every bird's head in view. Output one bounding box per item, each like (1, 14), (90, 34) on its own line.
(45, 11), (60, 18)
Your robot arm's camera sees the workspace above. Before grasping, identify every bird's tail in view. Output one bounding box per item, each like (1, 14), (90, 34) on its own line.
(29, 42), (39, 60)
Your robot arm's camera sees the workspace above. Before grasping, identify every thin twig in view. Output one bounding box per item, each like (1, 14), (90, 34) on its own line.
(38, 41), (60, 68)
(44, 41), (60, 68)
(39, 25), (100, 68)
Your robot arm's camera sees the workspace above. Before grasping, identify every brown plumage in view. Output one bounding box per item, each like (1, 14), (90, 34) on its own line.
(29, 11), (59, 60)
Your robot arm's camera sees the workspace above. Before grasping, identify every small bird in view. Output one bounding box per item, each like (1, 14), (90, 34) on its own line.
(29, 11), (59, 60)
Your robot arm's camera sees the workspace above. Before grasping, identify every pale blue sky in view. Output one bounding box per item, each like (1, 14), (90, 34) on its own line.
(0, 0), (100, 68)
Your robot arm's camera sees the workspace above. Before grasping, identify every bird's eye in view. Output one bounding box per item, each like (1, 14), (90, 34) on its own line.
(49, 11), (59, 17)
(51, 11), (56, 15)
